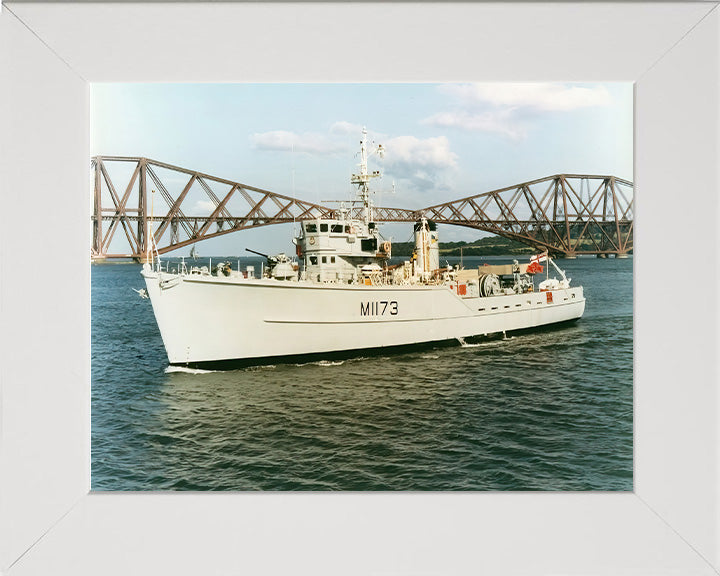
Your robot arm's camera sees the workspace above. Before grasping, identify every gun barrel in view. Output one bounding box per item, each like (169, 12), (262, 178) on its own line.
(245, 248), (270, 259)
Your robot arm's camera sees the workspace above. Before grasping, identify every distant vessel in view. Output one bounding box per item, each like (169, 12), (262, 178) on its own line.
(142, 129), (585, 367)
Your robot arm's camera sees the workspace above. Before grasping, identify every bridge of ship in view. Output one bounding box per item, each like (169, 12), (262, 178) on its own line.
(92, 157), (633, 260)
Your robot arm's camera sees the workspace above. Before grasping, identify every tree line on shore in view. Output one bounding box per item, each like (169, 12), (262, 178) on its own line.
(389, 236), (535, 257)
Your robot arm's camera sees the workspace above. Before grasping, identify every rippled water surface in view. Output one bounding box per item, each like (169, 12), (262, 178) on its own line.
(92, 256), (632, 491)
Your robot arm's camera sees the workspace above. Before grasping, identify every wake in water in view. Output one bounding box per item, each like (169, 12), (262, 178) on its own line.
(456, 337), (485, 348)
(456, 333), (514, 348)
(294, 360), (345, 367)
(164, 365), (217, 375)
(457, 336), (494, 348)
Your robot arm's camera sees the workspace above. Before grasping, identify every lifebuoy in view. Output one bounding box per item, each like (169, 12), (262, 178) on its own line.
(382, 241), (391, 253)
(309, 237), (315, 245)
(349, 226), (356, 235)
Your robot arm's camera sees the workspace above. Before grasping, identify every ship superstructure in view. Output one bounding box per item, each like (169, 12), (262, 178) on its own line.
(141, 128), (585, 367)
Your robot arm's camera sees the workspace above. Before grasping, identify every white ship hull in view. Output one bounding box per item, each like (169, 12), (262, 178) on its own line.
(142, 267), (585, 366)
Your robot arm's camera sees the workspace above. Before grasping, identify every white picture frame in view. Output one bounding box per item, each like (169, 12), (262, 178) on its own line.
(1, 2), (718, 574)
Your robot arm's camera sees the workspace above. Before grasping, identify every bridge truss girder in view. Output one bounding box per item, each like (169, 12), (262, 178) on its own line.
(91, 157), (334, 259)
(92, 158), (633, 259)
(414, 174), (634, 257)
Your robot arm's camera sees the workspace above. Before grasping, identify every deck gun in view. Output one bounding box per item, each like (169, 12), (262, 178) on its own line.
(245, 248), (271, 260)
(246, 248), (296, 280)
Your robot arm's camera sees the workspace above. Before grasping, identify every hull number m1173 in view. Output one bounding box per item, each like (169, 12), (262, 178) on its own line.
(361, 301), (399, 316)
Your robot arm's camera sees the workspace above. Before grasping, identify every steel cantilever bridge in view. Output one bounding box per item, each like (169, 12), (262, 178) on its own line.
(92, 156), (633, 260)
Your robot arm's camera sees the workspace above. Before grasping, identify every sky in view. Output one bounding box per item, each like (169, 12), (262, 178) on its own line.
(91, 83), (633, 255)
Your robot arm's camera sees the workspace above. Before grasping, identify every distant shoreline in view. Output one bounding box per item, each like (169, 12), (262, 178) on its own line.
(390, 236), (535, 258)
(91, 235), (631, 263)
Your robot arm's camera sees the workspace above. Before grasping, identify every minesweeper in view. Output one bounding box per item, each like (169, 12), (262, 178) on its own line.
(142, 129), (585, 367)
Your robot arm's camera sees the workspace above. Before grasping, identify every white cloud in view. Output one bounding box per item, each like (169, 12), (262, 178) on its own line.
(253, 122), (388, 156)
(382, 135), (458, 192)
(384, 135), (457, 169)
(251, 130), (348, 155)
(426, 83), (612, 139)
(441, 83), (611, 112)
(423, 109), (523, 140)
(252, 125), (458, 194)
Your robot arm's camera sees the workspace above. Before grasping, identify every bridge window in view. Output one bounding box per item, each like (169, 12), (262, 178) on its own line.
(320, 223), (329, 233)
(331, 224), (343, 233)
(321, 256), (327, 263)
(331, 256), (336, 263)
(345, 225), (351, 233)
(309, 256), (317, 265)
(305, 223), (317, 233)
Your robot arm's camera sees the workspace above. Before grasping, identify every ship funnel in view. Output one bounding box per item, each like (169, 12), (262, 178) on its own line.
(413, 219), (439, 279)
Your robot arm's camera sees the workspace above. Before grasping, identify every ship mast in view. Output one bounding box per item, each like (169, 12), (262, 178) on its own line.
(351, 127), (383, 225)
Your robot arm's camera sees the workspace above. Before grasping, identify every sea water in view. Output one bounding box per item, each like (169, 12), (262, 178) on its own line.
(91, 255), (632, 491)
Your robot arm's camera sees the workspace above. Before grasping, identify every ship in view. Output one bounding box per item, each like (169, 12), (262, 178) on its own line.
(141, 129), (585, 368)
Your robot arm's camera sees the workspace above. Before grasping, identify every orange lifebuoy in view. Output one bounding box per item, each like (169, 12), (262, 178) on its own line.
(382, 241), (391, 253)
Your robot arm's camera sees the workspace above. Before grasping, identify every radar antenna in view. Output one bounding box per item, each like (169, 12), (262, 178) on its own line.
(350, 127), (384, 224)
